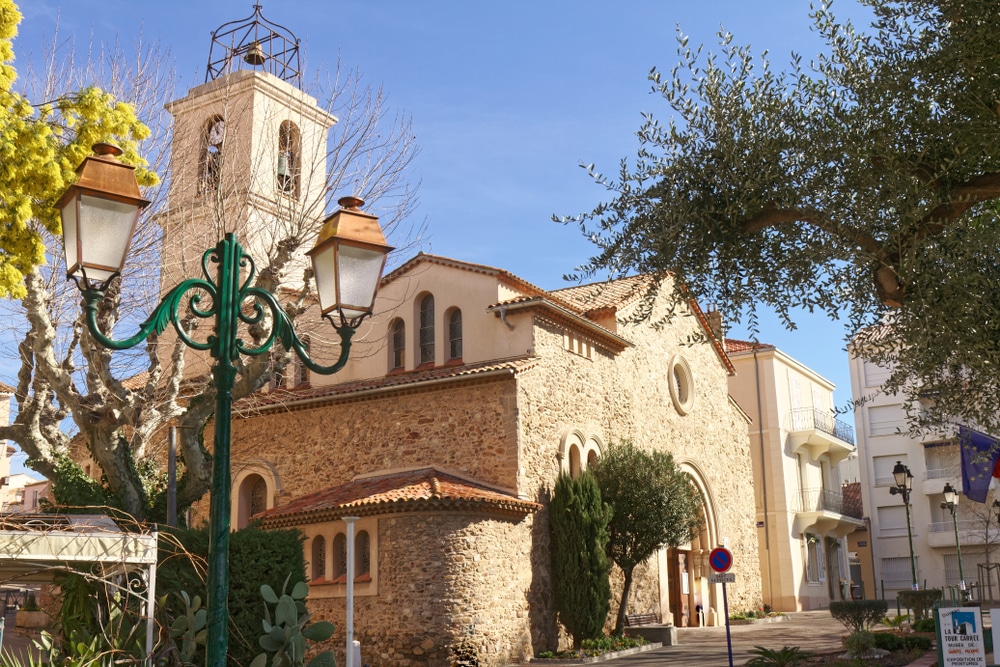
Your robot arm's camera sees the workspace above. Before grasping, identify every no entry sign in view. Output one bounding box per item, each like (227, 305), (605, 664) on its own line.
(709, 546), (733, 573)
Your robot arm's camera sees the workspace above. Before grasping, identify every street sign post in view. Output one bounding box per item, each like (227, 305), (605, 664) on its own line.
(709, 547), (736, 667)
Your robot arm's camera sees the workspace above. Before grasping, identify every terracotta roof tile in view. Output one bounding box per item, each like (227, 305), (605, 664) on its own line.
(550, 275), (654, 314)
(238, 356), (539, 413)
(256, 467), (540, 528)
(724, 338), (777, 354)
(841, 481), (865, 519)
(0, 381), (15, 394)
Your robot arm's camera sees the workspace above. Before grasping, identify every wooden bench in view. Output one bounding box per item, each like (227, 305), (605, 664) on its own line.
(624, 612), (658, 627)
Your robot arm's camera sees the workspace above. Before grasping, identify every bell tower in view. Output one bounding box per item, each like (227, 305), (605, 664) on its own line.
(160, 5), (337, 289)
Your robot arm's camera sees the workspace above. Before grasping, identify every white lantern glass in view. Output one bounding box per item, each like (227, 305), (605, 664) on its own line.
(65, 194), (140, 282)
(311, 242), (339, 314)
(336, 244), (386, 318)
(61, 197), (80, 277)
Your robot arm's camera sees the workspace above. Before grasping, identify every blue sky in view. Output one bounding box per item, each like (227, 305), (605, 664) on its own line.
(9, 1), (878, 474)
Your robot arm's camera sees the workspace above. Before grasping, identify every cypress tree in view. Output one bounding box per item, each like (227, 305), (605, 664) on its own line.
(550, 470), (613, 648)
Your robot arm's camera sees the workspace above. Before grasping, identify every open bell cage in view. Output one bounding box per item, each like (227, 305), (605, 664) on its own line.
(205, 4), (301, 85)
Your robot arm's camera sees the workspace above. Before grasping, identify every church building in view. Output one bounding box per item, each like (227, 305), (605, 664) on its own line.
(160, 8), (763, 666)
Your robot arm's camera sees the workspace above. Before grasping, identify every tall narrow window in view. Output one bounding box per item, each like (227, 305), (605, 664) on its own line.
(389, 319), (405, 370)
(448, 309), (463, 360)
(332, 533), (347, 582)
(201, 115), (225, 193)
(356, 530), (371, 580)
(270, 355), (285, 391)
(277, 121), (300, 198)
(249, 477), (267, 517)
(311, 535), (326, 581)
(419, 295), (435, 364)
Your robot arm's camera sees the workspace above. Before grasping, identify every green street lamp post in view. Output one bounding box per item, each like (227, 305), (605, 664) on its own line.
(58, 144), (392, 666)
(889, 461), (918, 590)
(941, 482), (965, 596)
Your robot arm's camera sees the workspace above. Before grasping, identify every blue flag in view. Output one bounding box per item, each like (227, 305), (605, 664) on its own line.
(960, 426), (1000, 503)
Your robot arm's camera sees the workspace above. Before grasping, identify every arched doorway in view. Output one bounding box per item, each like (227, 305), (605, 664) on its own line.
(661, 462), (720, 627)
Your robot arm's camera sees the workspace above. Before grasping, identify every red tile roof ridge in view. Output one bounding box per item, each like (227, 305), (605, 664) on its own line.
(236, 355), (539, 413)
(724, 338), (777, 354)
(255, 466), (540, 528)
(381, 253), (583, 313)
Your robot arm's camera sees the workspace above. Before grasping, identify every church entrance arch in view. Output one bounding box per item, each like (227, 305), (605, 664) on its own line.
(661, 462), (720, 627)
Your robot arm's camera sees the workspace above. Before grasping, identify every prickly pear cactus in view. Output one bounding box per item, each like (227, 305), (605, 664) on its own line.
(249, 575), (336, 667)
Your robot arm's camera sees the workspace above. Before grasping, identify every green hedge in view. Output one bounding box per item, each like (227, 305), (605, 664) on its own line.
(912, 617), (935, 633)
(829, 600), (889, 634)
(872, 632), (933, 652)
(158, 526), (307, 667)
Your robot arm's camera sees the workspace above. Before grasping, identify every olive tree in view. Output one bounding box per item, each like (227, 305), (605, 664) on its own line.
(563, 0), (1000, 434)
(592, 442), (702, 635)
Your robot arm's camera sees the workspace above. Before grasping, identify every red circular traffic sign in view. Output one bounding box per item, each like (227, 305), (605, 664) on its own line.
(709, 547), (733, 573)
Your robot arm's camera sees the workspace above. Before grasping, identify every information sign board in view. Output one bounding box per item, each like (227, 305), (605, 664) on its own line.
(938, 606), (986, 667)
(708, 572), (735, 584)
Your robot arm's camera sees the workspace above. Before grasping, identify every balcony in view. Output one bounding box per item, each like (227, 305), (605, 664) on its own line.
(922, 465), (959, 495)
(927, 519), (988, 548)
(786, 408), (856, 465)
(792, 487), (865, 538)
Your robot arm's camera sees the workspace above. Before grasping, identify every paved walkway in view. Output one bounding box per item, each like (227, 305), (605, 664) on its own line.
(566, 610), (939, 666)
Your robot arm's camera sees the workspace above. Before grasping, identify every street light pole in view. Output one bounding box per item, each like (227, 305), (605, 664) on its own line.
(58, 145), (392, 666)
(942, 482), (965, 595)
(890, 461), (918, 590)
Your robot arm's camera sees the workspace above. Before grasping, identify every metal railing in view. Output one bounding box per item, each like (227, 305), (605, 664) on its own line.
(787, 407), (856, 445)
(928, 520), (979, 533)
(925, 466), (959, 480)
(794, 487), (858, 517)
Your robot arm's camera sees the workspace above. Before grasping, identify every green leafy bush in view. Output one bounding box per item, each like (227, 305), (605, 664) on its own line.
(744, 646), (811, 666)
(903, 635), (933, 650)
(580, 635), (646, 654)
(912, 617), (936, 633)
(872, 632), (903, 651)
(897, 589), (942, 621)
(843, 630), (876, 657)
(158, 526), (306, 666)
(829, 600), (889, 634)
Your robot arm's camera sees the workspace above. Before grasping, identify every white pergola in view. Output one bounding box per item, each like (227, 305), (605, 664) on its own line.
(0, 514), (158, 660)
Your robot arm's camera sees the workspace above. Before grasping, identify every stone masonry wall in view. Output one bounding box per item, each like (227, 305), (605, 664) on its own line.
(307, 512), (536, 667)
(516, 285), (762, 645)
(202, 378), (521, 516)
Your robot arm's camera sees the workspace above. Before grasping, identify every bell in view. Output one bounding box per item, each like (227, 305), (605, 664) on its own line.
(244, 41), (266, 66)
(277, 154), (290, 177)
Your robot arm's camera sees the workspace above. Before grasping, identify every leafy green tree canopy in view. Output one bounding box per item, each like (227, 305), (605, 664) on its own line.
(564, 0), (1000, 433)
(593, 442), (701, 634)
(0, 0), (156, 299)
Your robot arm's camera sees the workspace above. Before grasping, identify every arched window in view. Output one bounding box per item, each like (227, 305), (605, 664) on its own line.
(277, 120), (300, 198)
(389, 319), (405, 371)
(201, 115), (225, 193)
(419, 295), (435, 364)
(332, 533), (347, 582)
(311, 535), (326, 581)
(587, 449), (598, 469)
(356, 530), (371, 581)
(448, 308), (463, 361)
(235, 473), (270, 529)
(569, 444), (582, 479)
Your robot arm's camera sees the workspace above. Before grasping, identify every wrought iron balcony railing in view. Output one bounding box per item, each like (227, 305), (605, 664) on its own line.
(787, 407), (856, 445)
(794, 487), (863, 519)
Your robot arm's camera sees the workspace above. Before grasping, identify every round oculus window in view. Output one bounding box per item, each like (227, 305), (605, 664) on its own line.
(669, 354), (695, 415)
